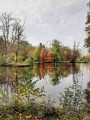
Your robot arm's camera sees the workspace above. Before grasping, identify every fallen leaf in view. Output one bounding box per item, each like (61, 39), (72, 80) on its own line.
(8, 116), (12, 120)
(24, 115), (32, 119)
(18, 113), (22, 120)
(34, 116), (37, 119)
(28, 115), (32, 118)
(0, 115), (2, 118)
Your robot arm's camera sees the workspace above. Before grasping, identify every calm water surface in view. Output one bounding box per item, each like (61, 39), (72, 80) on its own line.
(0, 63), (90, 110)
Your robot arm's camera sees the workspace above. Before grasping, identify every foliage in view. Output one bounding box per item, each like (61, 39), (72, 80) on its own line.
(40, 48), (46, 62)
(50, 39), (65, 61)
(77, 55), (90, 62)
(13, 74), (45, 103)
(59, 75), (85, 112)
(85, 2), (90, 48)
(17, 50), (26, 62)
(0, 54), (5, 64)
(9, 53), (16, 64)
(33, 47), (40, 61)
(24, 58), (33, 65)
(46, 51), (54, 62)
(27, 46), (35, 58)
(85, 35), (90, 48)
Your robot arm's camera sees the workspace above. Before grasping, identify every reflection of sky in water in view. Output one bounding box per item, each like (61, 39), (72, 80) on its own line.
(34, 74), (73, 100)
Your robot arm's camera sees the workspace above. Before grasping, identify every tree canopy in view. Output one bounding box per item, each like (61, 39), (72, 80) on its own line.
(50, 39), (65, 61)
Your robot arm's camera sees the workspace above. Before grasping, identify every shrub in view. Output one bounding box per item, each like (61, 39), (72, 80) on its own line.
(24, 58), (33, 65)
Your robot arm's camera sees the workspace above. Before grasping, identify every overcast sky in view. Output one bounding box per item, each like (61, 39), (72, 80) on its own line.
(0, 0), (89, 52)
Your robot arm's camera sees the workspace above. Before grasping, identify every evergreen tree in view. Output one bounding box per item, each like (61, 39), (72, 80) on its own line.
(85, 2), (90, 48)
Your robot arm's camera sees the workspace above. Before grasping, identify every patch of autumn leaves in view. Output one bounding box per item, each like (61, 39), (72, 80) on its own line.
(0, 115), (2, 118)
(9, 113), (47, 120)
(0, 113), (43, 120)
(0, 113), (80, 120)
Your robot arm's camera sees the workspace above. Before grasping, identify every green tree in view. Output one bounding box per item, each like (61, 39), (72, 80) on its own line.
(85, 2), (90, 48)
(17, 40), (29, 61)
(33, 47), (40, 61)
(27, 45), (35, 59)
(32, 43), (46, 61)
(17, 50), (26, 62)
(50, 39), (64, 61)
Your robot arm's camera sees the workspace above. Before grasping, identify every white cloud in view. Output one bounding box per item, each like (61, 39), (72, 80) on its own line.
(27, 36), (39, 46)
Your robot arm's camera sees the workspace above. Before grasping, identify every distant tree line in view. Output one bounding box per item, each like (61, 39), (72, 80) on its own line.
(0, 12), (81, 64)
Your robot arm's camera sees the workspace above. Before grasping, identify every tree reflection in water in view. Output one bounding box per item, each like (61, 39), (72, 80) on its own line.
(32, 63), (80, 86)
(0, 63), (80, 104)
(0, 63), (89, 108)
(0, 67), (32, 104)
(40, 64), (46, 78)
(39, 63), (74, 85)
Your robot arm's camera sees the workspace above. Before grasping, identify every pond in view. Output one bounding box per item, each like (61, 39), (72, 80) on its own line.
(0, 63), (90, 111)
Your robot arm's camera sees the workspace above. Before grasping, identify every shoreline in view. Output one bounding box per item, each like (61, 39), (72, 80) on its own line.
(0, 61), (89, 67)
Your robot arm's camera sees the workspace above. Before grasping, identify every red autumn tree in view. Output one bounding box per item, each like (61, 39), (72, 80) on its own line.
(40, 48), (46, 61)
(46, 51), (54, 62)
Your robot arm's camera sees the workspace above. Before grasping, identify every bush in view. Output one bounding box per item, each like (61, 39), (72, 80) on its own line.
(0, 55), (5, 64)
(24, 58), (33, 65)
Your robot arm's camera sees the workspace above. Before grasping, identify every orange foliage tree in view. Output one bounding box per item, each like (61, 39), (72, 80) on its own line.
(40, 48), (46, 61)
(46, 51), (54, 62)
